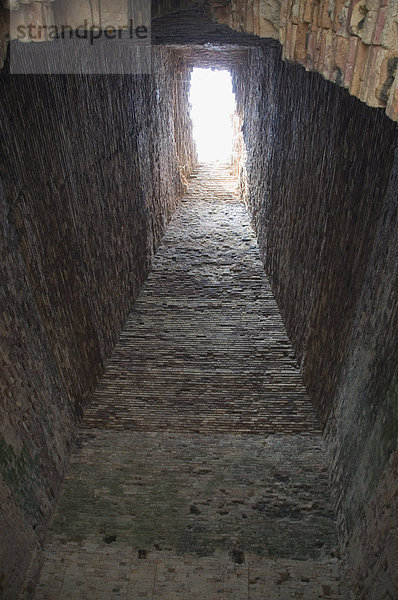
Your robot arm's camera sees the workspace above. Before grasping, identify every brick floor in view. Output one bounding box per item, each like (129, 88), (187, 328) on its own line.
(34, 164), (340, 599)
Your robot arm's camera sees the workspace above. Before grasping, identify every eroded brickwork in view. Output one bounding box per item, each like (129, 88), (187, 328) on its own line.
(342, 448), (398, 598)
(1, 14), (396, 598)
(208, 0), (398, 120)
(233, 45), (397, 426)
(84, 164), (320, 435)
(1, 0), (397, 119)
(325, 148), (398, 598)
(34, 434), (340, 599)
(233, 45), (398, 599)
(34, 164), (339, 600)
(0, 47), (195, 600)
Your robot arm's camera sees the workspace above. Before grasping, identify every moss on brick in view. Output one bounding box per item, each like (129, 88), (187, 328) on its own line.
(0, 437), (41, 519)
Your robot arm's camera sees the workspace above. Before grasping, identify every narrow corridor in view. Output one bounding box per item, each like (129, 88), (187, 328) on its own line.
(35, 164), (340, 599)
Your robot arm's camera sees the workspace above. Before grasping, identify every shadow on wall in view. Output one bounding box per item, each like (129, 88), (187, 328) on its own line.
(233, 44), (398, 599)
(0, 46), (196, 600)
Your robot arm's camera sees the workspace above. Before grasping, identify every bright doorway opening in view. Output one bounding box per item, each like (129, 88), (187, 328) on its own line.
(189, 68), (236, 163)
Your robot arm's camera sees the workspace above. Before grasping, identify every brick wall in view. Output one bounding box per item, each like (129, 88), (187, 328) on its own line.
(1, 0), (397, 120)
(0, 47), (195, 599)
(326, 147), (398, 598)
(233, 46), (398, 597)
(209, 0), (398, 121)
(342, 447), (398, 598)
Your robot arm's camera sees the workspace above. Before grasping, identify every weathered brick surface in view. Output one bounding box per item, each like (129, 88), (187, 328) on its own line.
(207, 0), (398, 120)
(45, 431), (338, 562)
(35, 543), (341, 600)
(341, 448), (398, 599)
(85, 163), (320, 435)
(233, 44), (398, 599)
(33, 163), (339, 599)
(233, 45), (397, 427)
(324, 148), (398, 598)
(0, 15), (396, 599)
(0, 48), (195, 600)
(1, 1), (397, 119)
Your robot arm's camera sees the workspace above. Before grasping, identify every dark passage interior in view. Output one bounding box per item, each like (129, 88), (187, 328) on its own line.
(1, 4), (397, 600)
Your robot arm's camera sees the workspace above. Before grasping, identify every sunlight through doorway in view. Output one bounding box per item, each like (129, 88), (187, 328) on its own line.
(189, 68), (236, 163)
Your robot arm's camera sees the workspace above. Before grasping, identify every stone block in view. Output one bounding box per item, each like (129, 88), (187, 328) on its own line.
(303, 0), (313, 23)
(346, 0), (367, 35)
(314, 27), (326, 70)
(283, 18), (294, 58)
(293, 21), (309, 64)
(306, 30), (316, 67)
(379, 1), (398, 51)
(333, 0), (348, 34)
(359, 6), (378, 44)
(311, 0), (320, 26)
(386, 70), (398, 119)
(64, 0), (93, 29)
(349, 39), (369, 96)
(245, 0), (255, 33)
(291, 0), (300, 24)
(259, 0), (281, 30)
(259, 15), (278, 36)
(344, 34), (359, 87)
(372, 4), (388, 44)
(332, 34), (349, 83)
(362, 45), (389, 106)
(23, 1), (55, 41)
(319, 0), (333, 29)
(279, 0), (289, 27)
(320, 28), (334, 79)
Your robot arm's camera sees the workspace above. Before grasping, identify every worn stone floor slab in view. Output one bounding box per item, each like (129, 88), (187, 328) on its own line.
(34, 164), (340, 599)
